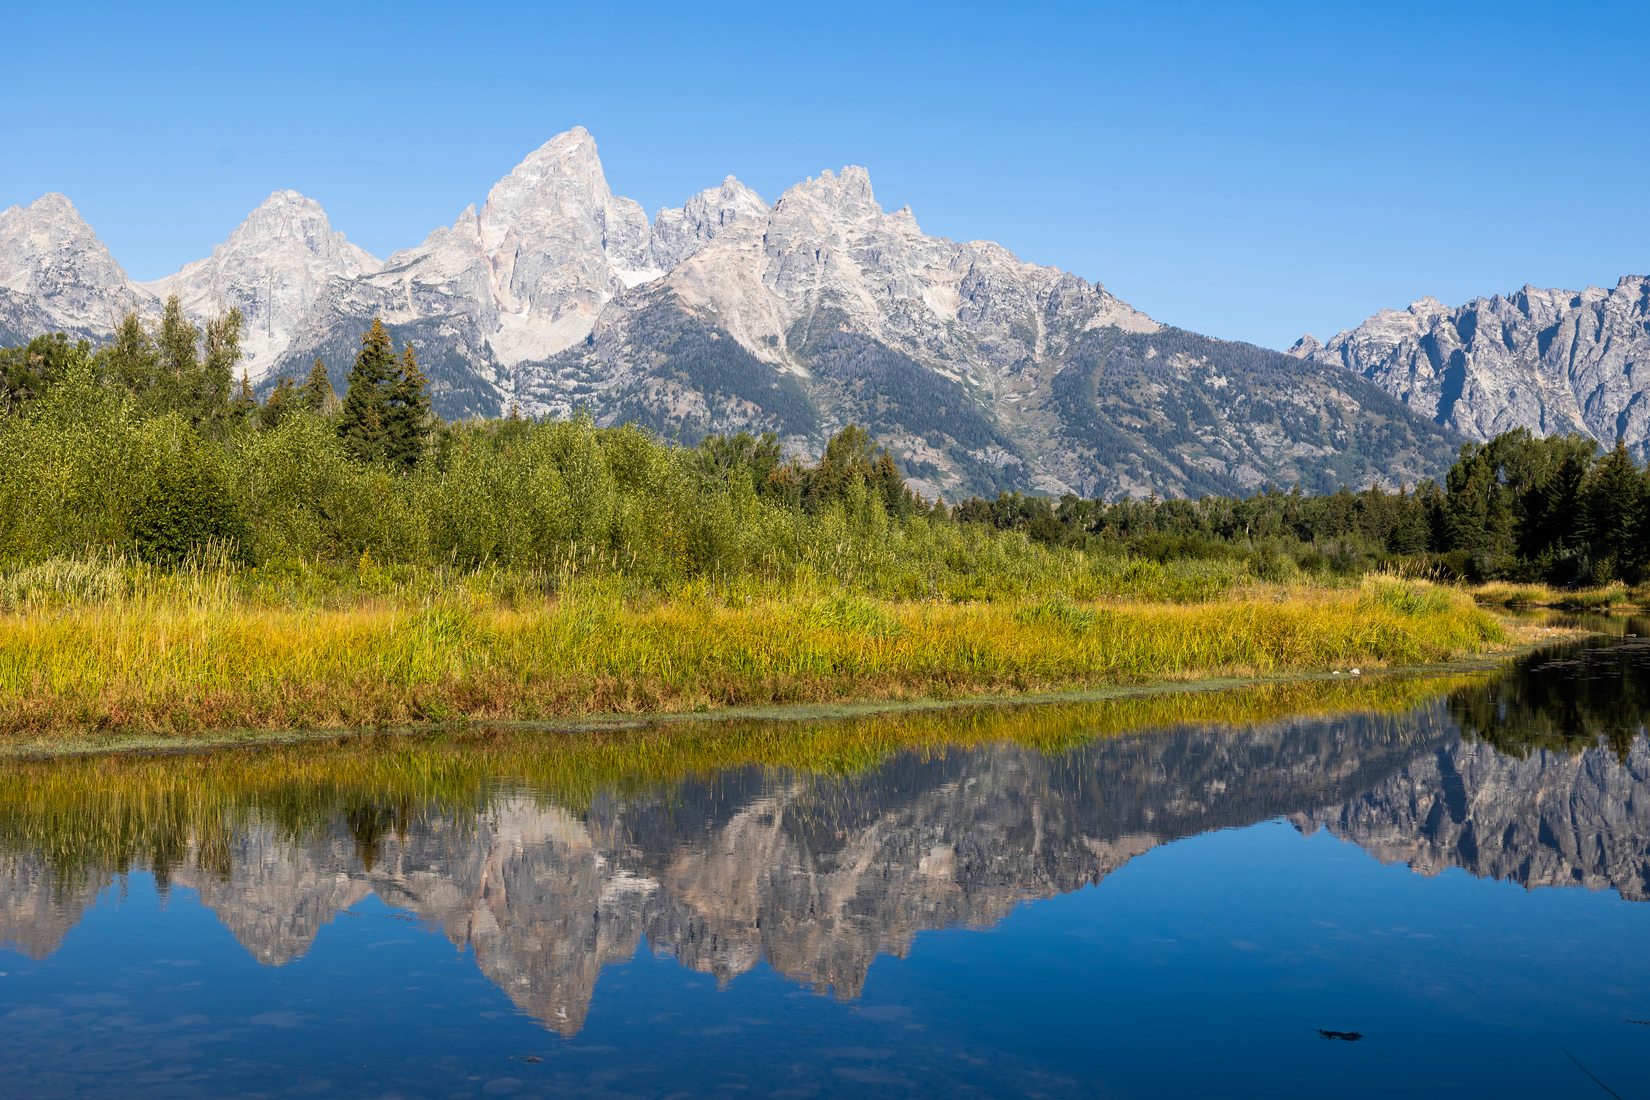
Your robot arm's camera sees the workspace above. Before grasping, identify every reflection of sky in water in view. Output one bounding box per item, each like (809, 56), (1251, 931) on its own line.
(0, 634), (1645, 1097)
(1, 824), (1646, 1098)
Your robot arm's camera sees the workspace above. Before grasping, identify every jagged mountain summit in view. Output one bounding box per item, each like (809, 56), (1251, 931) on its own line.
(140, 190), (379, 382)
(0, 193), (149, 342)
(0, 128), (1462, 497)
(1291, 277), (1650, 459)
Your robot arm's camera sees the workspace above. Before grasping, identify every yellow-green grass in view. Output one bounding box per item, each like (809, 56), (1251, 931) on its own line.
(1472, 581), (1645, 611)
(0, 573), (1510, 740)
(0, 670), (1482, 877)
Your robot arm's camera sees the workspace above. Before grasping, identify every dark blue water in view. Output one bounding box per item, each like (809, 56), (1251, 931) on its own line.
(2, 631), (1648, 1098)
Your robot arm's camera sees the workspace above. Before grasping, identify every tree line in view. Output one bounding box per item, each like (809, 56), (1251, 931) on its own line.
(954, 429), (1650, 585)
(0, 303), (429, 459)
(0, 309), (984, 595)
(3, 308), (1645, 589)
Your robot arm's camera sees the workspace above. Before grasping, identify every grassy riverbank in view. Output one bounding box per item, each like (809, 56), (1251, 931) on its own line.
(0, 670), (1483, 874)
(1472, 580), (1650, 612)
(0, 564), (1513, 742)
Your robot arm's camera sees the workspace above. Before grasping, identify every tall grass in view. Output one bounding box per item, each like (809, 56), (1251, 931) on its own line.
(1471, 580), (1641, 611)
(0, 568), (1505, 739)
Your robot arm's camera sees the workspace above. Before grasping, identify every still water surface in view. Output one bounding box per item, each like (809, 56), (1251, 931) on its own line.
(1, 627), (1648, 1097)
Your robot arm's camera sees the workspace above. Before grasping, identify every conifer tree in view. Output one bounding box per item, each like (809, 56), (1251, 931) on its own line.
(1582, 440), (1645, 580)
(0, 332), (86, 408)
(384, 344), (431, 470)
(338, 319), (397, 462)
(300, 357), (335, 412)
(230, 371), (257, 421)
(1386, 487), (1431, 555)
(260, 377), (295, 429)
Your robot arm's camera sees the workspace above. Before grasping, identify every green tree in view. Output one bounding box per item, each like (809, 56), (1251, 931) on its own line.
(0, 333), (89, 408)
(1581, 440), (1645, 580)
(102, 312), (161, 403)
(383, 344), (431, 470)
(1386, 487), (1430, 555)
(129, 440), (246, 567)
(259, 377), (296, 430)
(338, 319), (398, 462)
(230, 372), (258, 422)
(198, 308), (243, 429)
(696, 431), (783, 490)
(301, 357), (336, 412)
(1439, 442), (1515, 576)
(156, 295), (199, 414)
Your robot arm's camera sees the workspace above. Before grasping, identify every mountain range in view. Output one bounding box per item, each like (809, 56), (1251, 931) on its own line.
(1291, 278), (1650, 460)
(4, 127), (1644, 496)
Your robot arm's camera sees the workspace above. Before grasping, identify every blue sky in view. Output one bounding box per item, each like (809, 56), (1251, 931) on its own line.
(6, 0), (1646, 348)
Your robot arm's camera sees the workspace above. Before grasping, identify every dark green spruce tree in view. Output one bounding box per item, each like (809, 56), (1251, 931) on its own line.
(338, 319), (398, 462)
(1581, 440), (1646, 581)
(383, 344), (431, 470)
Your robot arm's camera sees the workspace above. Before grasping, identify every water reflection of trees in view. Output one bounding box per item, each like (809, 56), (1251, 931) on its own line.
(1451, 619), (1650, 760)
(0, 675), (1460, 886)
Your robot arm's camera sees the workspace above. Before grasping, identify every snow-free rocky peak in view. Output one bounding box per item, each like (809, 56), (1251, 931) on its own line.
(0, 127), (1467, 498)
(516, 152), (1451, 501)
(337, 126), (661, 371)
(0, 193), (145, 335)
(144, 190), (379, 381)
(1296, 277), (1650, 456)
(648, 176), (768, 271)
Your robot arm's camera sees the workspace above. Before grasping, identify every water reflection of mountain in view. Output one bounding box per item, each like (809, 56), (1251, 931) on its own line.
(0, 639), (1646, 1035)
(1304, 738), (1650, 898)
(1307, 635), (1650, 899)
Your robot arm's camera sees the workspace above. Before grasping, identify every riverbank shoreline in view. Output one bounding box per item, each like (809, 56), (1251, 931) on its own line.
(0, 609), (1580, 761)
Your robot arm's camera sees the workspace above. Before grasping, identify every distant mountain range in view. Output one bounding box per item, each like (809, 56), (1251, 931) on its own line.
(7, 128), (1641, 496)
(1291, 278), (1650, 461)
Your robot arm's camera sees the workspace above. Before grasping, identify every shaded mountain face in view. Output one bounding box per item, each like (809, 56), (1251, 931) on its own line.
(1293, 278), (1650, 460)
(4, 635), (1648, 1037)
(0, 130), (1463, 497)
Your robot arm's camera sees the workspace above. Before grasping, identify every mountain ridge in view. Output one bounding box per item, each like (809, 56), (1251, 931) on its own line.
(0, 128), (1464, 498)
(1292, 275), (1650, 458)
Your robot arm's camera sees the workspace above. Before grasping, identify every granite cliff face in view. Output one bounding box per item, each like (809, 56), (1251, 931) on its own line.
(18, 701), (1645, 1036)
(141, 190), (379, 384)
(0, 129), (1460, 497)
(1293, 278), (1650, 459)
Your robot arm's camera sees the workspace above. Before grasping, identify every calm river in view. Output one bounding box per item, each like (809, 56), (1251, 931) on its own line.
(1, 625), (1647, 1097)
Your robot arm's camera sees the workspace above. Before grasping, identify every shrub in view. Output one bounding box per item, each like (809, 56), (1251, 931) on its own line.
(131, 451), (246, 567)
